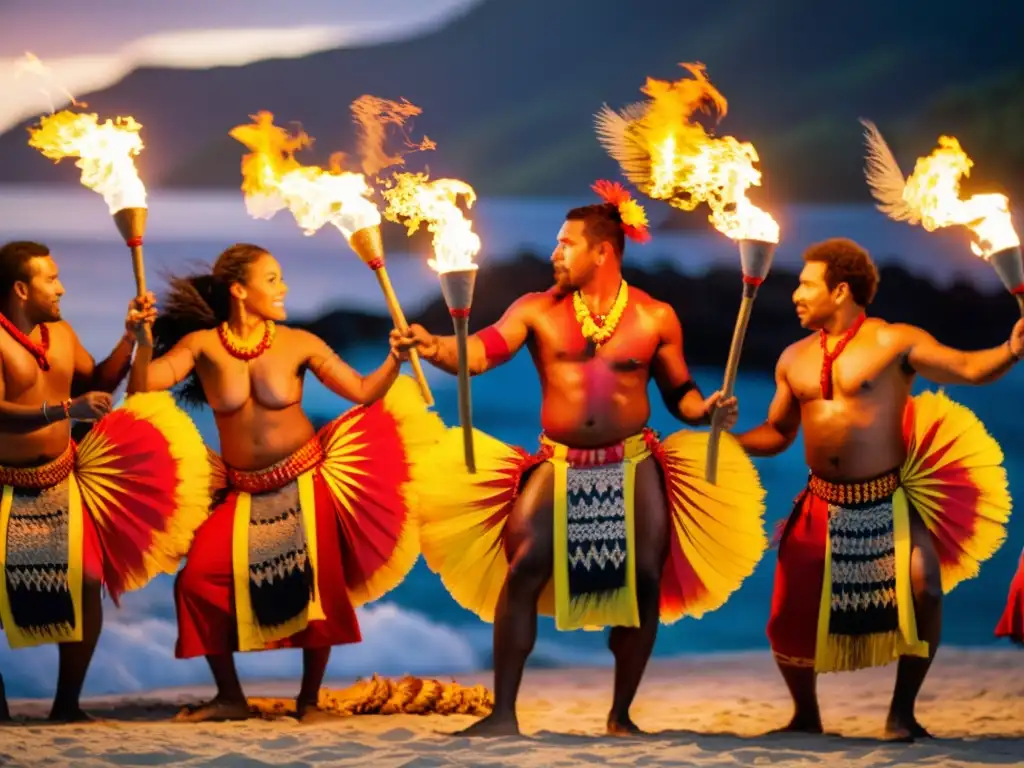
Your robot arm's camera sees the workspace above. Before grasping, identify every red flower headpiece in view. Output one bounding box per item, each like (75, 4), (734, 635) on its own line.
(591, 180), (651, 244)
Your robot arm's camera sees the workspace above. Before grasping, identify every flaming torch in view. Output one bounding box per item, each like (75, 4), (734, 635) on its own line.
(861, 120), (1023, 314)
(383, 172), (482, 473)
(595, 63), (780, 483)
(229, 111), (433, 404)
(27, 110), (149, 297)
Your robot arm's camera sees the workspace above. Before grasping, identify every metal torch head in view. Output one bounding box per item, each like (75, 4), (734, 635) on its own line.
(348, 225), (385, 268)
(112, 207), (148, 243)
(738, 239), (777, 283)
(438, 267), (478, 313)
(989, 245), (1024, 295)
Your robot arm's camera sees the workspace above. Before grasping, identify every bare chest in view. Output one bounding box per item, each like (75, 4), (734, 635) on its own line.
(789, 340), (902, 402)
(1, 334), (75, 402)
(535, 304), (659, 373)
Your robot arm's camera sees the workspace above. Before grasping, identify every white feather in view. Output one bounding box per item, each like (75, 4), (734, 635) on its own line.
(594, 102), (652, 190)
(860, 118), (920, 224)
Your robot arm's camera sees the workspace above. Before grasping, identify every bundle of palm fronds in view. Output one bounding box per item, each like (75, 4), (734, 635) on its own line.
(248, 674), (494, 718)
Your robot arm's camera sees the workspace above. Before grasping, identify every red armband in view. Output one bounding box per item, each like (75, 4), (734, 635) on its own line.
(478, 325), (512, 366)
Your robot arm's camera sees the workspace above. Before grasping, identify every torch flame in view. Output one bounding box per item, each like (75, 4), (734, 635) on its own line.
(230, 111), (381, 239)
(596, 62), (779, 244)
(862, 121), (1019, 258)
(382, 172), (482, 274)
(27, 110), (147, 213)
(231, 98), (434, 242)
(14, 52), (83, 114)
(352, 95), (436, 178)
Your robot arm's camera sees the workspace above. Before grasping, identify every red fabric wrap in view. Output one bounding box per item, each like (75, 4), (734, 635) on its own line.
(366, 258), (384, 271)
(478, 325), (512, 366)
(1011, 283), (1024, 296)
(174, 468), (361, 658)
(125, 237), (143, 248)
(449, 308), (471, 319)
(766, 489), (828, 667)
(995, 547), (1024, 644)
(742, 275), (764, 287)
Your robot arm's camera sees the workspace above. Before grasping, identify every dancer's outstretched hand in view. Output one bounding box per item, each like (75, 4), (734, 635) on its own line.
(394, 324), (438, 360)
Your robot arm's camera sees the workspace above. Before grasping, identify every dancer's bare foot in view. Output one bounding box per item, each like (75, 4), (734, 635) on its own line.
(606, 714), (646, 737)
(455, 712), (521, 737)
(295, 702), (338, 725)
(174, 697), (251, 723)
(767, 712), (823, 735)
(47, 707), (96, 724)
(884, 711), (933, 742)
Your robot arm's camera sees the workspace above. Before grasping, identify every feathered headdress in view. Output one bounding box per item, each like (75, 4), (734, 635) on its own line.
(591, 179), (651, 243)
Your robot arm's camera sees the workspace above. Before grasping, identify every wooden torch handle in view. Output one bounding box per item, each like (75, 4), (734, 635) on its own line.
(452, 314), (476, 473)
(705, 284), (759, 484)
(373, 266), (434, 406)
(130, 245), (146, 298)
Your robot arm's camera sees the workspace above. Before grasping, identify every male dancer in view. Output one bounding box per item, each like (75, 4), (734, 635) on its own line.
(0, 240), (209, 722)
(734, 237), (1019, 741)
(404, 182), (767, 736)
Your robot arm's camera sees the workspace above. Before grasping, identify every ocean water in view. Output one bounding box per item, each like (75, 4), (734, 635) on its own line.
(0, 185), (1022, 698)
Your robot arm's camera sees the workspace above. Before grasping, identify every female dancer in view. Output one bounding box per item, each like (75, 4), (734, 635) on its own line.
(128, 242), (442, 722)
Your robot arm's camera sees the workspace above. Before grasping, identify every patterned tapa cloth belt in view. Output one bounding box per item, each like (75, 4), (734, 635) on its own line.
(226, 437), (324, 494)
(808, 469), (900, 506)
(0, 445), (75, 489)
(540, 427), (657, 467)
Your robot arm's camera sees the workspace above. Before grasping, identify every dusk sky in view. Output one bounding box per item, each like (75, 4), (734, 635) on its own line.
(0, 0), (480, 132)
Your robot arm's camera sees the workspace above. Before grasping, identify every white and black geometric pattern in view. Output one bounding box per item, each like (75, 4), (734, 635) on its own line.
(566, 463), (628, 597)
(827, 498), (899, 637)
(3, 479), (76, 634)
(247, 482), (314, 629)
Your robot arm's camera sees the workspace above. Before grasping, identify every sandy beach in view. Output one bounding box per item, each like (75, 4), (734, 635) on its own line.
(1, 648), (1022, 767)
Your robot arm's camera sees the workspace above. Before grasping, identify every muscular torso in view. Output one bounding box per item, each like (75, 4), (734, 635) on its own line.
(0, 323), (75, 465)
(187, 326), (316, 470)
(787, 319), (911, 480)
(528, 290), (663, 447)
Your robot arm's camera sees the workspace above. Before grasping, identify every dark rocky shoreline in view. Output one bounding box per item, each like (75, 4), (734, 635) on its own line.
(291, 252), (1022, 373)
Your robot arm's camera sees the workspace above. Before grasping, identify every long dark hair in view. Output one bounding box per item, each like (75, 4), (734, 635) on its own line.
(153, 243), (268, 406)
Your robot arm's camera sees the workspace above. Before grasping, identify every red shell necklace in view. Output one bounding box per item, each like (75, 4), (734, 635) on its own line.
(218, 320), (276, 361)
(819, 312), (866, 400)
(0, 312), (50, 370)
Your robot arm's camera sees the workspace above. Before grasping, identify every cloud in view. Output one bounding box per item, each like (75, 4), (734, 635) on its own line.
(0, 26), (378, 135)
(0, 0), (478, 135)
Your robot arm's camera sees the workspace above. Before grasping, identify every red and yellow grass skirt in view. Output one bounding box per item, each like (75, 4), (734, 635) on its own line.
(769, 391), (1012, 673)
(0, 391), (210, 648)
(176, 375), (444, 657)
(415, 425), (767, 629)
(995, 547), (1024, 645)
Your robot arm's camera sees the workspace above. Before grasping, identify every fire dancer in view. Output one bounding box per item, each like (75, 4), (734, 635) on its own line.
(733, 237), (1018, 741)
(127, 243), (443, 723)
(402, 183), (767, 737)
(0, 240), (209, 722)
